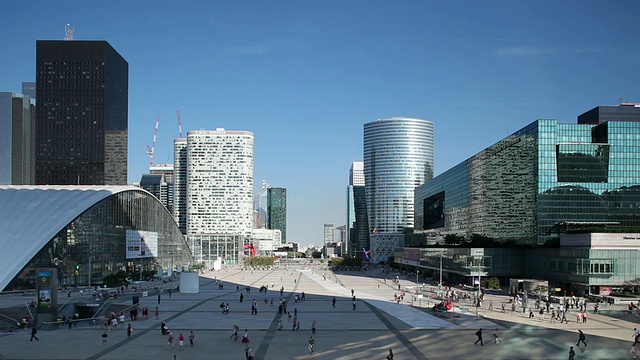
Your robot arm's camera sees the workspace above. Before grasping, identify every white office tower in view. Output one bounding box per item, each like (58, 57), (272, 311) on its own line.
(364, 117), (434, 263)
(349, 161), (365, 186)
(186, 129), (254, 236)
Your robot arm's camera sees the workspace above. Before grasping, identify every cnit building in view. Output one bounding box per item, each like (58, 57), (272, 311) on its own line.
(396, 103), (640, 297)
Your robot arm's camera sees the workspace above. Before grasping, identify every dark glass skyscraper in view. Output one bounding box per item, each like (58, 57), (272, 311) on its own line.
(35, 40), (128, 185)
(267, 187), (287, 242)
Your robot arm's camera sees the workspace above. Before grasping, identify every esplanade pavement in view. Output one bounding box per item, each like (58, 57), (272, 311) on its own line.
(0, 265), (637, 359)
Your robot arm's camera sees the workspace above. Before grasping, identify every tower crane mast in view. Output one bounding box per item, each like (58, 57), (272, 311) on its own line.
(177, 111), (184, 138)
(145, 115), (160, 169)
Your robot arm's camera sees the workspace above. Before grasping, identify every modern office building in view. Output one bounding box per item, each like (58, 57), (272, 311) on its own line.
(364, 117), (434, 262)
(323, 224), (334, 257)
(0, 186), (192, 291)
(415, 104), (640, 245)
(347, 161), (369, 258)
(136, 173), (172, 214)
(21, 82), (36, 100)
(150, 163), (175, 214)
(185, 129), (254, 237)
(0, 92), (36, 185)
(267, 187), (287, 243)
(252, 228), (282, 257)
(35, 40), (128, 185)
(173, 138), (187, 234)
(404, 103), (640, 296)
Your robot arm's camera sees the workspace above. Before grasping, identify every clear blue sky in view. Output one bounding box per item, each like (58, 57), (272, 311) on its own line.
(2, 1), (639, 247)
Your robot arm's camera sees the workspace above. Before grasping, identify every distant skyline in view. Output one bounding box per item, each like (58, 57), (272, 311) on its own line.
(1, 1), (639, 246)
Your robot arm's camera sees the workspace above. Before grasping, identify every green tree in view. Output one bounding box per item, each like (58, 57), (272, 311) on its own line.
(486, 277), (501, 290)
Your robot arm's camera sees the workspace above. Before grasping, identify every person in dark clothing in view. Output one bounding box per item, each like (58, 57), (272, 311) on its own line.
(386, 348), (394, 359)
(576, 329), (587, 347)
(30, 326), (39, 341)
(474, 328), (484, 346)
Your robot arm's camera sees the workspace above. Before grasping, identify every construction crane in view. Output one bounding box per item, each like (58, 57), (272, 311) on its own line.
(145, 115), (160, 169)
(176, 111), (184, 138)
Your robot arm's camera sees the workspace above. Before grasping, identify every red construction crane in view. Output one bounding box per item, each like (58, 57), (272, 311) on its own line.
(176, 111), (183, 138)
(145, 115), (160, 169)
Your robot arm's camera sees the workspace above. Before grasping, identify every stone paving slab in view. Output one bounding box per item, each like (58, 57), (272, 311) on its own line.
(1, 266), (639, 359)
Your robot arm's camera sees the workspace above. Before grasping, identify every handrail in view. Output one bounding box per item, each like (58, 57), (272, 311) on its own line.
(0, 313), (20, 327)
(92, 299), (112, 319)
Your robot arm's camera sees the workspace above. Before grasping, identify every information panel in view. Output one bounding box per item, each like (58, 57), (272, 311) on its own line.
(126, 230), (158, 259)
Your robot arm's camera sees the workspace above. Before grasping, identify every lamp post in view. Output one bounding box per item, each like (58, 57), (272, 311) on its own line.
(439, 253), (443, 286)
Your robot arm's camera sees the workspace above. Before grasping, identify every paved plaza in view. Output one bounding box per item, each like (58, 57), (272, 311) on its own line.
(0, 266), (638, 359)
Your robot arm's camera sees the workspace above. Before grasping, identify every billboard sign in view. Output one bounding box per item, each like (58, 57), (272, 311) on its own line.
(126, 230), (158, 259)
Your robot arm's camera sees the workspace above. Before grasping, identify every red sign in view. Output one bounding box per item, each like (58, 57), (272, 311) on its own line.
(600, 286), (612, 296)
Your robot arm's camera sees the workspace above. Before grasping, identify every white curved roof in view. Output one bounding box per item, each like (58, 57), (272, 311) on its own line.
(0, 185), (143, 291)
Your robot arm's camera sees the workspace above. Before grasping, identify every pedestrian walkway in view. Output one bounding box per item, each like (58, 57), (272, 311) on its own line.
(0, 266), (636, 359)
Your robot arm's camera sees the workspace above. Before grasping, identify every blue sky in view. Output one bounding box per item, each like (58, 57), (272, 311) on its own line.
(2, 1), (639, 247)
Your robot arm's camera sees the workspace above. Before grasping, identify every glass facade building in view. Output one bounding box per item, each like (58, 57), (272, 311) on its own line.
(364, 117), (434, 261)
(415, 110), (640, 245)
(0, 186), (192, 291)
(0, 92), (35, 185)
(35, 40), (128, 185)
(267, 187), (287, 243)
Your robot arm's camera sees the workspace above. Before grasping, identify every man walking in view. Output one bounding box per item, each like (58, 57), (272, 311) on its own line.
(332, 297), (336, 308)
(308, 336), (315, 354)
(576, 329), (587, 347)
(30, 326), (39, 341)
(474, 328), (484, 346)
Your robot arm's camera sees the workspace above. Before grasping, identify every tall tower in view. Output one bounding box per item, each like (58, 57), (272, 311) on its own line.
(347, 161), (369, 258)
(35, 40), (128, 185)
(173, 138), (188, 234)
(364, 117), (434, 262)
(0, 92), (36, 185)
(267, 187), (287, 243)
(186, 129), (254, 237)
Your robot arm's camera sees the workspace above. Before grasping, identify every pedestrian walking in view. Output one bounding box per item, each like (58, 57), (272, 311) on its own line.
(576, 329), (587, 347)
(189, 331), (195, 347)
(568, 346), (575, 360)
(353, 300), (356, 311)
(101, 331), (108, 345)
(386, 348), (394, 360)
(311, 320), (316, 334)
(474, 328), (484, 346)
(308, 336), (315, 355)
(501, 303), (506, 313)
(241, 329), (250, 343)
(30, 326), (39, 341)
(632, 343), (638, 360)
(155, 306), (159, 319)
(158, 294), (161, 304)
(127, 323), (133, 338)
(168, 332), (175, 348)
(493, 331), (502, 344)
(245, 345), (254, 360)
(178, 333), (185, 349)
(332, 297), (336, 308)
(231, 325), (239, 341)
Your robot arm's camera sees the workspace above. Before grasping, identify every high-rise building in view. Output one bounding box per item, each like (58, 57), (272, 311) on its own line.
(0, 92), (36, 185)
(364, 117), (434, 262)
(150, 163), (174, 214)
(186, 129), (254, 237)
(35, 40), (128, 185)
(173, 138), (187, 234)
(21, 82), (36, 100)
(323, 223), (334, 246)
(267, 187), (287, 243)
(347, 161), (369, 258)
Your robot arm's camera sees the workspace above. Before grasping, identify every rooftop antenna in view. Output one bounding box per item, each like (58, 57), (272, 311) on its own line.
(65, 23), (74, 40)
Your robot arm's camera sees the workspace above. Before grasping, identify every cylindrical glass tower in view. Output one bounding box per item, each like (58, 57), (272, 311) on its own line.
(364, 117), (434, 235)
